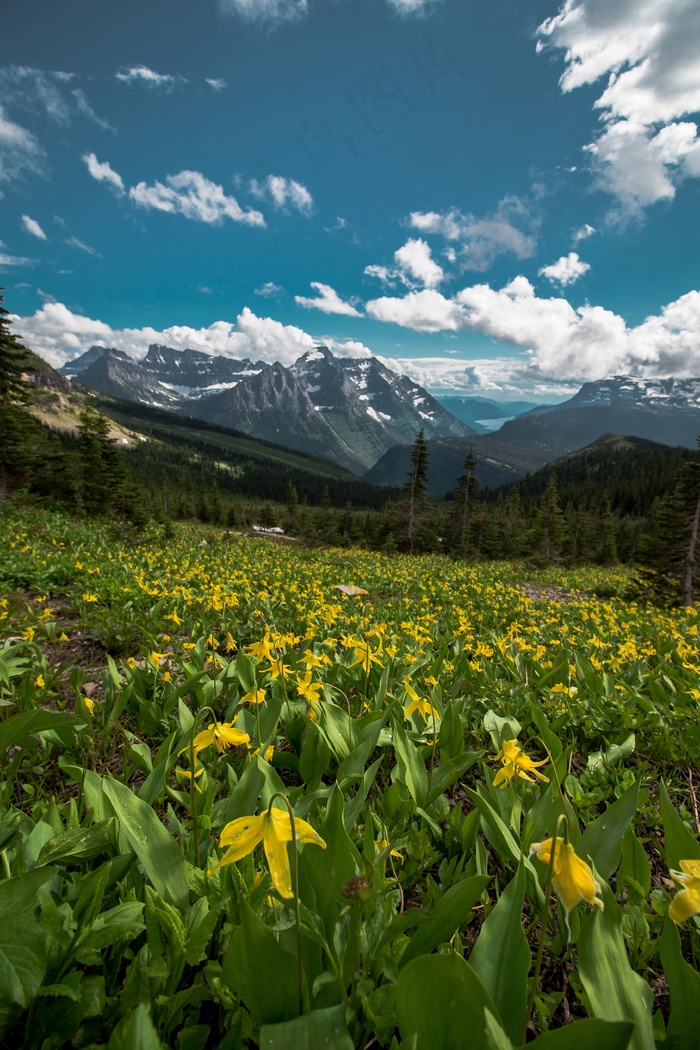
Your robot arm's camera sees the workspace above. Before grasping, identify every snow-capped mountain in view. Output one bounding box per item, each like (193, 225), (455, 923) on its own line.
(61, 343), (476, 474)
(561, 376), (700, 411)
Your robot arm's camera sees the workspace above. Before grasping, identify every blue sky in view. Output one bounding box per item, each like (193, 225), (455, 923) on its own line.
(2, 0), (700, 399)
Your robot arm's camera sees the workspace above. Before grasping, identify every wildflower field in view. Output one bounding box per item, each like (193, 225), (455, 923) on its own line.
(1, 507), (699, 1049)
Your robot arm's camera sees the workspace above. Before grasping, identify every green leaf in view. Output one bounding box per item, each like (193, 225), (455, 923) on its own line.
(0, 868), (54, 1007)
(400, 875), (490, 970)
(425, 750), (482, 805)
(527, 1019), (634, 1050)
(587, 734), (635, 772)
(259, 1005), (353, 1050)
(469, 864), (530, 1044)
(37, 821), (114, 866)
(578, 880), (655, 1050)
(576, 780), (639, 881)
(0, 709), (80, 755)
(393, 720), (428, 808)
(302, 784), (360, 939)
(107, 1003), (162, 1050)
(465, 786), (544, 907)
(619, 830), (651, 900)
(102, 776), (188, 911)
(659, 780), (700, 871)
(397, 952), (498, 1050)
(222, 898), (300, 1025)
(659, 919), (700, 1050)
(438, 702), (464, 762)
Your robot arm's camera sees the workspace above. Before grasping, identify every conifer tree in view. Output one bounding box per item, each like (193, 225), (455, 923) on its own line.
(0, 290), (31, 406)
(532, 473), (568, 561)
(449, 447), (478, 560)
(639, 448), (700, 605)
(404, 428), (431, 554)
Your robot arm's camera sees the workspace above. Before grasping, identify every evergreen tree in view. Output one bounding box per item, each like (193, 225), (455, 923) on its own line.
(0, 290), (31, 406)
(639, 449), (700, 605)
(403, 428), (431, 554)
(77, 404), (126, 515)
(449, 447), (478, 560)
(532, 473), (568, 561)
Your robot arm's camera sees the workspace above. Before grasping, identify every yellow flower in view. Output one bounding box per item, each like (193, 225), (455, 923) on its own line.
(241, 687), (266, 705)
(22, 627), (35, 642)
(34, 673), (45, 689)
(162, 671), (171, 683)
(58, 632), (69, 643)
(668, 860), (700, 922)
(531, 837), (604, 916)
(350, 639), (383, 674)
(165, 609), (183, 626)
(207, 806), (326, 897)
(403, 678), (439, 723)
(175, 764), (205, 793)
(149, 651), (167, 668)
(253, 744), (275, 762)
(296, 671), (323, 704)
(493, 739), (549, 788)
(187, 721), (250, 758)
(83, 696), (94, 716)
(246, 632), (274, 663)
(82, 593), (98, 603)
(127, 656), (136, 669)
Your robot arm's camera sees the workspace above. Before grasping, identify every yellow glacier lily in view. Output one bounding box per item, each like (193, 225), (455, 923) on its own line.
(493, 739), (549, 788)
(208, 806), (326, 897)
(186, 721), (250, 759)
(531, 836), (604, 916)
(669, 860), (700, 922)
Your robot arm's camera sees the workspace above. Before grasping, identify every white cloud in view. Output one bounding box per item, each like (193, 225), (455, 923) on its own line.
(0, 105), (43, 185)
(539, 252), (590, 286)
(295, 282), (362, 317)
(537, 0), (700, 214)
(206, 78), (227, 91)
(385, 0), (440, 11)
(218, 0), (307, 23)
(409, 196), (538, 271)
(115, 65), (187, 90)
(250, 174), (313, 213)
(0, 67), (111, 131)
(366, 289), (465, 332)
(82, 152), (125, 194)
(367, 275), (700, 381)
(72, 89), (116, 132)
(0, 252), (32, 267)
(394, 238), (444, 288)
(381, 353), (577, 399)
(129, 170), (265, 226)
(65, 236), (100, 256)
(255, 281), (286, 298)
(573, 222), (596, 242)
(21, 214), (47, 240)
(12, 300), (371, 369)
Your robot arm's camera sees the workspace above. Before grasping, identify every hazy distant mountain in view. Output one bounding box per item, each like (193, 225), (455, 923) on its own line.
(365, 375), (700, 493)
(436, 395), (546, 433)
(62, 343), (475, 475)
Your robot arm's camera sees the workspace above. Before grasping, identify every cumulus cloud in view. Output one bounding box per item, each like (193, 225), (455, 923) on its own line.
(394, 238), (444, 288)
(381, 353), (577, 399)
(115, 65), (187, 90)
(409, 196), (538, 271)
(0, 105), (44, 186)
(82, 152), (125, 194)
(295, 282), (362, 317)
(129, 170), (265, 226)
(367, 275), (700, 381)
(11, 301), (370, 370)
(537, 0), (700, 215)
(21, 215), (47, 241)
(206, 78), (227, 91)
(539, 252), (590, 286)
(250, 174), (313, 213)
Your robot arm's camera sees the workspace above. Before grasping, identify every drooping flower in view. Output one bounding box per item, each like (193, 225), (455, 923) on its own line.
(493, 738), (549, 788)
(668, 860), (700, 922)
(531, 836), (604, 916)
(241, 687), (266, 705)
(187, 721), (250, 758)
(403, 678), (439, 723)
(207, 806), (326, 897)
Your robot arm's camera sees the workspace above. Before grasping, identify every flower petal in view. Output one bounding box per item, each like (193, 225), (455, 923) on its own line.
(263, 816), (293, 898)
(218, 814), (265, 859)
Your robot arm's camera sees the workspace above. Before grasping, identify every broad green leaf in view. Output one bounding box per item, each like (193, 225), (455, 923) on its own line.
(483, 710), (521, 750)
(397, 952), (498, 1050)
(0, 709), (80, 755)
(299, 728), (331, 785)
(527, 701), (563, 760)
(400, 875), (490, 969)
(37, 821), (114, 866)
(102, 776), (188, 911)
(107, 1002), (162, 1050)
(469, 864), (530, 1044)
(438, 703), (464, 762)
(393, 720), (428, 808)
(578, 880), (655, 1050)
(466, 787), (544, 907)
(528, 1019), (634, 1050)
(425, 750), (482, 805)
(659, 919), (700, 1050)
(587, 734), (635, 772)
(619, 830), (651, 899)
(222, 898), (300, 1025)
(0, 868), (54, 1007)
(259, 1004), (353, 1050)
(302, 784), (360, 939)
(343, 755), (383, 831)
(576, 780), (639, 881)
(659, 780), (700, 871)
(211, 754), (264, 829)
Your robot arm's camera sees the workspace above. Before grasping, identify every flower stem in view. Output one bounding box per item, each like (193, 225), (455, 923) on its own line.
(270, 792), (304, 1016)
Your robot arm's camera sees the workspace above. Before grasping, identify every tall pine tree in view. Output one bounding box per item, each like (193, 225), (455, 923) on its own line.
(403, 428), (431, 554)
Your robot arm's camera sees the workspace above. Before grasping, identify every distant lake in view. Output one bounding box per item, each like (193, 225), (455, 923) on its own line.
(475, 416), (516, 431)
